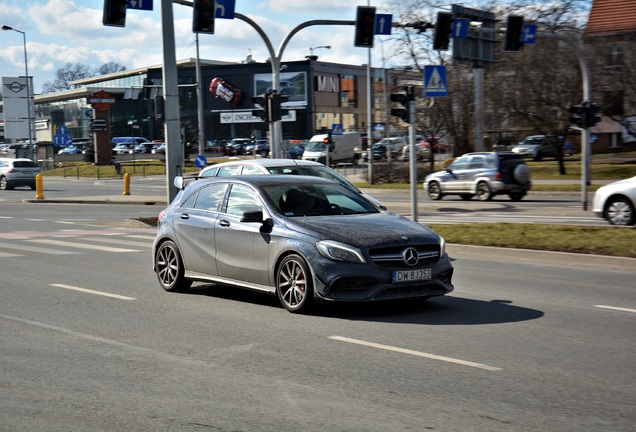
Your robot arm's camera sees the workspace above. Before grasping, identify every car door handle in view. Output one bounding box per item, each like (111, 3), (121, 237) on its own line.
(179, 213), (190, 220)
(219, 219), (230, 227)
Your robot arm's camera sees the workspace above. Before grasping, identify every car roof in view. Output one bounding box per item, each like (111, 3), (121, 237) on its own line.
(187, 174), (336, 189)
(201, 158), (323, 171)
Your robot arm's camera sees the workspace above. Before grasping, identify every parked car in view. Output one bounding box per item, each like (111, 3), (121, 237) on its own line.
(244, 139), (270, 157)
(112, 143), (136, 155)
(592, 176), (636, 226)
(363, 138), (406, 162)
(134, 142), (160, 153)
(511, 135), (558, 161)
(287, 143), (306, 159)
(153, 175), (454, 312)
(224, 138), (251, 155)
(0, 158), (40, 190)
(111, 136), (150, 146)
(151, 142), (166, 154)
(198, 158), (386, 210)
(58, 145), (85, 154)
(401, 143), (431, 161)
(424, 152), (532, 201)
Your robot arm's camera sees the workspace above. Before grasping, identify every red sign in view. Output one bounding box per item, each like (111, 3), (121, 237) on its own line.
(89, 90), (116, 112)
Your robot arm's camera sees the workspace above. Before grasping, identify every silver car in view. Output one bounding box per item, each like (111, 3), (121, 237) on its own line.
(424, 152), (531, 201)
(199, 158), (387, 210)
(511, 135), (558, 161)
(153, 175), (454, 313)
(0, 158), (40, 190)
(592, 176), (636, 226)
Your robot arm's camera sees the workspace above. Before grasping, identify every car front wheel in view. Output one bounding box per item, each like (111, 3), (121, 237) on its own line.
(427, 181), (443, 200)
(155, 240), (192, 292)
(606, 197), (635, 226)
(0, 176), (8, 190)
(276, 254), (313, 313)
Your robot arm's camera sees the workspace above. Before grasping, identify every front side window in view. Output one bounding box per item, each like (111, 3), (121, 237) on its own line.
(225, 184), (263, 217)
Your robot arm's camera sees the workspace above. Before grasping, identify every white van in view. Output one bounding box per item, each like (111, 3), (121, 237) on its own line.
(302, 132), (361, 166)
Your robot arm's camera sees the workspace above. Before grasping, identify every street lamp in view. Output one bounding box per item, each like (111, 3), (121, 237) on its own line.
(306, 45), (331, 60)
(2, 25), (34, 147)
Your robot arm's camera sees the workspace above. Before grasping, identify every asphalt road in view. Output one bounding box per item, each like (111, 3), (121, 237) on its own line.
(0, 205), (634, 431)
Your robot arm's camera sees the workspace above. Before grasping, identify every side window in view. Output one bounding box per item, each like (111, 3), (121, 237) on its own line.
(225, 184), (263, 217)
(199, 167), (219, 177)
(193, 184), (228, 212)
(218, 166), (241, 176)
(241, 165), (263, 175)
(451, 156), (469, 170)
(468, 156), (485, 169)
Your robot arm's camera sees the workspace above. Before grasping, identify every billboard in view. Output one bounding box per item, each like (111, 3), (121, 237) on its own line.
(2, 77), (33, 139)
(253, 72), (307, 107)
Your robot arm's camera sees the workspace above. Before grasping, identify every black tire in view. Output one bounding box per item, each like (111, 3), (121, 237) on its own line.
(509, 192), (525, 201)
(606, 197), (635, 226)
(0, 176), (7, 190)
(427, 181), (443, 200)
(260, 150), (268, 158)
(460, 194), (474, 201)
(476, 181), (493, 201)
(276, 254), (314, 313)
(533, 152), (543, 161)
(155, 240), (192, 292)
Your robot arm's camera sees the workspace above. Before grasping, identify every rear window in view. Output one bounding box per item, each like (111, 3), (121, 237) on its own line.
(14, 161), (38, 168)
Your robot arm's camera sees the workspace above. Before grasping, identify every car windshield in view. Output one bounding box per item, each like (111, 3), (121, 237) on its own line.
(264, 183), (378, 217)
(305, 141), (326, 151)
(266, 165), (361, 193)
(522, 137), (544, 145)
(13, 161), (38, 168)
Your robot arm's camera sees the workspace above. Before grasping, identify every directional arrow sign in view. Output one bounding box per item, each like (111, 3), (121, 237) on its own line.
(128, 0), (153, 10)
(375, 14), (392, 35)
(522, 24), (537, 44)
(216, 0), (236, 19)
(452, 18), (469, 39)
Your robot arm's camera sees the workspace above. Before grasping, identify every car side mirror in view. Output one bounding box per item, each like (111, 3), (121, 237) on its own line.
(241, 210), (265, 223)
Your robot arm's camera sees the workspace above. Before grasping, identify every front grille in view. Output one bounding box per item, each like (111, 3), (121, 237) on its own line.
(369, 244), (440, 268)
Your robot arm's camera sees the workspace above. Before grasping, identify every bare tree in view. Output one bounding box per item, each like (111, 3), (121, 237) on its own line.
(41, 62), (128, 93)
(96, 61), (127, 75)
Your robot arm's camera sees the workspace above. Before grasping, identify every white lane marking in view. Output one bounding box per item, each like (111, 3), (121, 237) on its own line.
(0, 241), (79, 255)
(82, 237), (152, 248)
(50, 283), (136, 300)
(126, 235), (157, 240)
(594, 305), (636, 314)
(27, 238), (140, 252)
(329, 336), (502, 371)
(0, 251), (22, 257)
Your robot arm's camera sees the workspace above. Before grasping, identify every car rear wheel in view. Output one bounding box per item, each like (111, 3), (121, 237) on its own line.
(276, 254), (313, 313)
(606, 197), (635, 226)
(476, 181), (493, 201)
(155, 240), (192, 292)
(427, 181), (443, 200)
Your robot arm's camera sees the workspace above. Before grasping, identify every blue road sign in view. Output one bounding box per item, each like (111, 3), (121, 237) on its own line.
(128, 0), (153, 11)
(522, 24), (537, 44)
(57, 125), (67, 136)
(452, 18), (469, 39)
(216, 0), (236, 19)
(195, 155), (208, 169)
(424, 66), (448, 98)
(332, 124), (344, 136)
(375, 14), (392, 35)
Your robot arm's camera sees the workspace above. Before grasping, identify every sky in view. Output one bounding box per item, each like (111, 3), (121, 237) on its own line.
(1, 0), (396, 94)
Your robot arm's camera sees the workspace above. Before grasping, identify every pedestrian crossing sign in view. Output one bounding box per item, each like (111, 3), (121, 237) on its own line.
(332, 123), (344, 136)
(424, 65), (448, 97)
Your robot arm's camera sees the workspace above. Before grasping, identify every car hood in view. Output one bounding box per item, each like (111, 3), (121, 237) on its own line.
(282, 213), (440, 248)
(602, 176), (636, 190)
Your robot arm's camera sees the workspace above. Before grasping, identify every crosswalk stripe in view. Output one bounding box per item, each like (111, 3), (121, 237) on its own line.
(27, 239), (140, 253)
(82, 237), (152, 248)
(0, 241), (79, 255)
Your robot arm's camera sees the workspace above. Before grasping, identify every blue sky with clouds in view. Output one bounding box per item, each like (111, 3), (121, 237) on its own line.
(1, 0), (395, 93)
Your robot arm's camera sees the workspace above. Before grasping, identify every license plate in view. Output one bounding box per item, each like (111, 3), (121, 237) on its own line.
(393, 268), (431, 283)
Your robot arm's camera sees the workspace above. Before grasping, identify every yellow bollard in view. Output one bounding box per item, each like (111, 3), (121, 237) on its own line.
(35, 174), (45, 200)
(123, 173), (131, 196)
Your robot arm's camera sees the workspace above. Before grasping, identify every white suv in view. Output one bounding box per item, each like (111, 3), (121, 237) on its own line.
(0, 158), (40, 190)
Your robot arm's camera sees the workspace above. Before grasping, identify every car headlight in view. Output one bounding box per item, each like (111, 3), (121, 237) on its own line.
(316, 240), (366, 263)
(439, 235), (446, 257)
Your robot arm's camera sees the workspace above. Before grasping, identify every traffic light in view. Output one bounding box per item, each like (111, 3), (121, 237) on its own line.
(193, 0), (215, 34)
(504, 15), (524, 52)
(354, 6), (376, 48)
(103, 0), (127, 27)
(433, 12), (454, 51)
(390, 87), (414, 123)
(268, 92), (289, 122)
(323, 132), (333, 149)
(587, 102), (601, 128)
(569, 103), (585, 129)
(252, 94), (268, 122)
